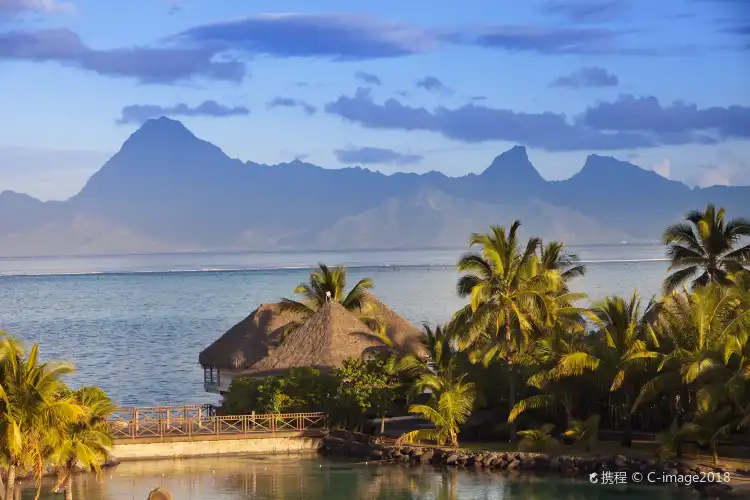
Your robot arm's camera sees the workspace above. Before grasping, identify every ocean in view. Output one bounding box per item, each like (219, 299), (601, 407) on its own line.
(0, 246), (668, 406)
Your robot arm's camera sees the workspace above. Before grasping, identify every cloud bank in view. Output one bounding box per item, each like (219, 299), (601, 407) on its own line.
(325, 88), (750, 151)
(176, 14), (439, 60)
(0, 28), (245, 83)
(117, 101), (249, 124)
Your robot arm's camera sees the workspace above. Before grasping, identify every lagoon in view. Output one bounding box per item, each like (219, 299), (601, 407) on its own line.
(20, 456), (687, 500)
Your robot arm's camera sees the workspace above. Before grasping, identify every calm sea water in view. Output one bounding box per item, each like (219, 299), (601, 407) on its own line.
(20, 455), (685, 500)
(0, 246), (668, 406)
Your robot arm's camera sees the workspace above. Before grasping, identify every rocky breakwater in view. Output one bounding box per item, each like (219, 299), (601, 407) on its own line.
(320, 434), (737, 498)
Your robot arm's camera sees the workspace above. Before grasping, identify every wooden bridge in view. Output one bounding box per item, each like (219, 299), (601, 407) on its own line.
(107, 405), (328, 444)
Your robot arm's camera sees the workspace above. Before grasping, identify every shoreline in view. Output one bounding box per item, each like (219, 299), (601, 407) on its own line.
(320, 434), (747, 498)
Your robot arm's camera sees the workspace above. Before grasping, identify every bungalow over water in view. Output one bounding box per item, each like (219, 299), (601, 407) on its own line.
(199, 293), (423, 397)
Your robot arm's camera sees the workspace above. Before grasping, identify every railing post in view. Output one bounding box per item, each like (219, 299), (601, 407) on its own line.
(132, 409), (138, 438)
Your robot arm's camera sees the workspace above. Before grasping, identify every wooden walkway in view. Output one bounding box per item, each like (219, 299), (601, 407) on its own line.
(107, 405), (328, 443)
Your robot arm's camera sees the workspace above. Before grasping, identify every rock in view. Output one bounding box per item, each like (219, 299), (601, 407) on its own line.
(506, 459), (521, 470)
(702, 484), (732, 498)
(475, 453), (488, 463)
(615, 455), (628, 468)
(521, 460), (535, 470)
(147, 488), (173, 500)
(456, 455), (468, 466)
(446, 454), (459, 465)
(481, 454), (495, 467)
(549, 457), (561, 471)
(420, 450), (435, 463)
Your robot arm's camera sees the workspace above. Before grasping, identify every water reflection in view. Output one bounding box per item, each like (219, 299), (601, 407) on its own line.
(22, 455), (685, 500)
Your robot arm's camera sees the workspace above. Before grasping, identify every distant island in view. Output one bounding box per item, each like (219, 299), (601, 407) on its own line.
(0, 117), (747, 257)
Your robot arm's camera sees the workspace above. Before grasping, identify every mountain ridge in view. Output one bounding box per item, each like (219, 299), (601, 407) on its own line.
(1, 117), (747, 257)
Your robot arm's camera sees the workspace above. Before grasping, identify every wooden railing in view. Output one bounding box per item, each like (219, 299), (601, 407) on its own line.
(107, 405), (327, 441)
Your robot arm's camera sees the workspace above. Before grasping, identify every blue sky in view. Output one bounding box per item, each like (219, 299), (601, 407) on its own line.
(1, 0), (748, 200)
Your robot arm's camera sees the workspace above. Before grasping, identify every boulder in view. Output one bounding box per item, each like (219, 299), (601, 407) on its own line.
(446, 454), (459, 465)
(147, 488), (173, 500)
(420, 450), (435, 463)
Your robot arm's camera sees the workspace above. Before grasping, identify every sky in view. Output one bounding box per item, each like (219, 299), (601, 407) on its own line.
(0, 0), (748, 200)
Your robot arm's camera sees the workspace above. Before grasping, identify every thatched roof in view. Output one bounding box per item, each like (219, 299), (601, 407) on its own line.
(361, 292), (425, 356)
(247, 301), (383, 376)
(198, 303), (298, 370)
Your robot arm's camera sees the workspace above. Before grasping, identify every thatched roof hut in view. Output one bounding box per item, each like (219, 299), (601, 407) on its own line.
(198, 303), (298, 370)
(247, 301), (384, 376)
(361, 292), (425, 356)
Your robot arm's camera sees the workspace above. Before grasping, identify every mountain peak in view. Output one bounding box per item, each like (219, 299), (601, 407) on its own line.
(129, 117), (195, 142)
(481, 145), (544, 184)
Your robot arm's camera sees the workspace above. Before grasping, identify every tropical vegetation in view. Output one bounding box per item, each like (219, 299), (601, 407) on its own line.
(0, 334), (115, 499)
(222, 203), (750, 460)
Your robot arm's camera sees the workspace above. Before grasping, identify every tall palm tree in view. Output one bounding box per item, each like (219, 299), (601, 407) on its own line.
(452, 222), (563, 441)
(279, 263), (375, 321)
(0, 343), (82, 499)
(591, 291), (661, 446)
(663, 204), (750, 293)
(50, 386), (116, 500)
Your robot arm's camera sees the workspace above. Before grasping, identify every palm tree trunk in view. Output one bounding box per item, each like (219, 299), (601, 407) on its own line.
(622, 391), (633, 447)
(380, 414), (386, 435)
(508, 366), (517, 443)
(711, 440), (719, 466)
(563, 395), (573, 428)
(0, 469), (5, 500)
(65, 466), (74, 500)
(4, 465), (15, 500)
(505, 314), (517, 443)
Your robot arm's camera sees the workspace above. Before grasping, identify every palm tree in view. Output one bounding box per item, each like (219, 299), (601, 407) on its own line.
(0, 343), (82, 499)
(278, 264), (378, 334)
(280, 263), (373, 314)
(538, 241), (586, 290)
(563, 414), (600, 453)
(50, 386), (115, 500)
(633, 283), (750, 414)
(452, 222), (561, 441)
(682, 408), (734, 465)
(591, 291), (660, 446)
(509, 325), (599, 426)
(663, 204), (750, 293)
(397, 373), (475, 448)
(517, 423), (559, 452)
(387, 324), (456, 379)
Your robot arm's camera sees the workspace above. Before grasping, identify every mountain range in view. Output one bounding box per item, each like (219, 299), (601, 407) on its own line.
(1, 117), (748, 257)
